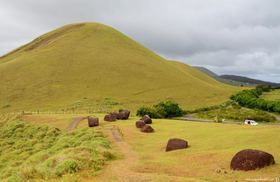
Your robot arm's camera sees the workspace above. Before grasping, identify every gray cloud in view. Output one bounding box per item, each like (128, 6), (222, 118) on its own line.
(0, 0), (280, 82)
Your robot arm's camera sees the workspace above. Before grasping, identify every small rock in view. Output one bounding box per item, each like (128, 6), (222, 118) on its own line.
(104, 114), (117, 122)
(166, 138), (188, 152)
(135, 120), (146, 128)
(110, 112), (120, 119)
(140, 125), (154, 133)
(141, 115), (152, 124)
(88, 117), (99, 127)
(118, 109), (130, 120)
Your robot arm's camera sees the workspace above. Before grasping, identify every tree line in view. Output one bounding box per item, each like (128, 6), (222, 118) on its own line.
(231, 85), (280, 113)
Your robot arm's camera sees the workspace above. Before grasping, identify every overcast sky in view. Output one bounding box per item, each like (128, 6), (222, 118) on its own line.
(1, 0), (280, 82)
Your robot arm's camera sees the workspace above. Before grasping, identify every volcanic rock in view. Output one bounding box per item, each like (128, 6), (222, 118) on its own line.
(166, 138), (188, 152)
(88, 117), (99, 127)
(230, 149), (275, 171)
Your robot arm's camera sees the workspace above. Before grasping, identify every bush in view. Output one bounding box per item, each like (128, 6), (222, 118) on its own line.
(136, 106), (161, 118)
(231, 87), (280, 113)
(154, 101), (184, 118)
(137, 101), (184, 118)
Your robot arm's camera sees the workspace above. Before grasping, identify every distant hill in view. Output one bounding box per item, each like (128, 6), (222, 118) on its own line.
(220, 75), (280, 88)
(0, 23), (239, 112)
(194, 66), (220, 79)
(194, 67), (280, 88)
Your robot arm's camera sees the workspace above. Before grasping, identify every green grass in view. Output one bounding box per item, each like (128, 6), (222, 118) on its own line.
(0, 23), (240, 113)
(106, 118), (280, 181)
(195, 102), (277, 122)
(262, 89), (280, 101)
(0, 114), (114, 181)
(22, 113), (280, 181)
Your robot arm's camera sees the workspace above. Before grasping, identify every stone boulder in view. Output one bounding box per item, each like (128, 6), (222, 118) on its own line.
(166, 138), (188, 152)
(118, 109), (130, 120)
(141, 115), (152, 124)
(110, 112), (120, 119)
(88, 117), (99, 127)
(140, 125), (154, 133)
(135, 120), (146, 128)
(104, 113), (117, 122)
(230, 149), (275, 171)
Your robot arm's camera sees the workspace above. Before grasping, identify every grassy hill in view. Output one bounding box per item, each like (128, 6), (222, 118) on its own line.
(0, 23), (239, 112)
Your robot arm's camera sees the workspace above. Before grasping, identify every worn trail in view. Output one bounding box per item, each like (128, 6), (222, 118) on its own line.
(92, 125), (154, 182)
(67, 116), (87, 131)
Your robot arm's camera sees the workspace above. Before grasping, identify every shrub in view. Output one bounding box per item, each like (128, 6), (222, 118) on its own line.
(136, 106), (161, 118)
(154, 101), (184, 118)
(231, 87), (280, 113)
(137, 101), (184, 118)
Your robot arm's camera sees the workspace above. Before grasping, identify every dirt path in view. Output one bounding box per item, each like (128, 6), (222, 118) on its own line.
(67, 116), (87, 131)
(272, 114), (280, 121)
(110, 125), (123, 142)
(93, 125), (153, 182)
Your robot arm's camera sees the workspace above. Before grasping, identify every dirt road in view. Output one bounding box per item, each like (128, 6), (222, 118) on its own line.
(67, 116), (87, 131)
(93, 125), (154, 182)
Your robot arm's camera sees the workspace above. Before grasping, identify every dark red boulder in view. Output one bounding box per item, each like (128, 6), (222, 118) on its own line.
(88, 117), (99, 127)
(230, 149), (275, 171)
(140, 125), (154, 133)
(118, 109), (130, 120)
(141, 115), (152, 124)
(166, 138), (188, 152)
(104, 114), (117, 122)
(135, 120), (146, 128)
(110, 112), (120, 119)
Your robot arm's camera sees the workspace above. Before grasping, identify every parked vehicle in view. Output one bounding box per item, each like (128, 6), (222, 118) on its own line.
(244, 120), (258, 125)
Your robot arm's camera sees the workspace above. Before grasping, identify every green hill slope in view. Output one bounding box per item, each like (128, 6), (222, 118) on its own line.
(0, 23), (239, 112)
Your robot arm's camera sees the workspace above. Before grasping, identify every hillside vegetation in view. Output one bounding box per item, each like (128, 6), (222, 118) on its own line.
(0, 113), (114, 181)
(0, 23), (239, 112)
(262, 89), (280, 101)
(195, 102), (277, 122)
(231, 86), (280, 113)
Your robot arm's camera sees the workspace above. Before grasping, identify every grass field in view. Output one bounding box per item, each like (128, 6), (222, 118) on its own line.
(0, 113), (115, 182)
(21, 113), (280, 182)
(262, 89), (280, 101)
(0, 23), (240, 113)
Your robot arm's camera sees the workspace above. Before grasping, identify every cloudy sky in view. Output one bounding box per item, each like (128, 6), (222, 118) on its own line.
(1, 0), (280, 82)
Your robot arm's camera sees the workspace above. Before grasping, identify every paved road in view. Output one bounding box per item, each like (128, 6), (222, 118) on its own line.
(181, 115), (280, 126)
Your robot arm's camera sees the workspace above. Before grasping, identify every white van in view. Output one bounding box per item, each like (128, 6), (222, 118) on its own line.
(244, 120), (258, 126)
